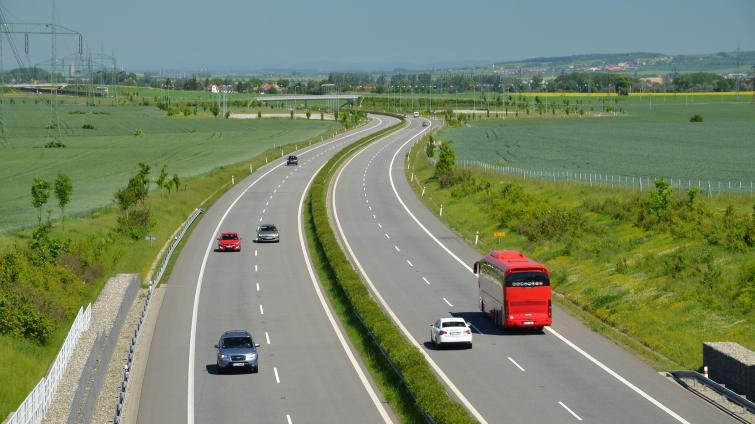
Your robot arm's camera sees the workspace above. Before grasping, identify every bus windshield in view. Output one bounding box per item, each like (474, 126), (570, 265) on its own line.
(505, 272), (549, 287)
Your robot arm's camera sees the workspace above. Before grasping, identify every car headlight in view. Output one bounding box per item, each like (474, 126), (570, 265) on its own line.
(273, 233), (279, 237)
(246, 353), (256, 360)
(219, 354), (228, 359)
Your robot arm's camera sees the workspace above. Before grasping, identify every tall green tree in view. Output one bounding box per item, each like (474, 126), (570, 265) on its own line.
(31, 178), (51, 226)
(53, 172), (73, 230)
(435, 142), (456, 178)
(156, 164), (169, 197)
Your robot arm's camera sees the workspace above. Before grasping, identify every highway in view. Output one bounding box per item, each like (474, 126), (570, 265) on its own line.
(137, 116), (398, 424)
(330, 117), (736, 423)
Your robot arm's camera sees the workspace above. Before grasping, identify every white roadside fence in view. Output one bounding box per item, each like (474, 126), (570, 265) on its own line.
(7, 304), (92, 424)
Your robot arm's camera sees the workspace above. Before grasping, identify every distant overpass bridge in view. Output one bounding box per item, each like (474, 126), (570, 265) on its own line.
(256, 94), (361, 108)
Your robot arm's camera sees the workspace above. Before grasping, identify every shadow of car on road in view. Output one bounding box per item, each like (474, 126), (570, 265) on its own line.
(449, 311), (545, 336)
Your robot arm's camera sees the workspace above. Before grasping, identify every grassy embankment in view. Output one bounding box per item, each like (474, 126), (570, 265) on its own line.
(407, 134), (753, 371)
(306, 117), (477, 423)
(0, 106), (343, 418)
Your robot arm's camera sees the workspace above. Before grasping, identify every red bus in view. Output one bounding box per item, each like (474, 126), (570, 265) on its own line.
(473, 250), (552, 330)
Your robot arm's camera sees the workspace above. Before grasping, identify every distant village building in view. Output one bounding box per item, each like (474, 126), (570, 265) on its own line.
(208, 84), (234, 93)
(257, 82), (282, 94)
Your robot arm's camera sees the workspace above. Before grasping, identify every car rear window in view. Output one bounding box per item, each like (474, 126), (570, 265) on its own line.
(223, 336), (253, 348)
(442, 321), (466, 328)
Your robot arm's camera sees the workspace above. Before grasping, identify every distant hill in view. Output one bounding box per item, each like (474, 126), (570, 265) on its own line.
(493, 51), (755, 76)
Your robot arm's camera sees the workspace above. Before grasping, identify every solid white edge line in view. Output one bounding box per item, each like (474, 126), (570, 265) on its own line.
(274, 366), (280, 383)
(558, 401), (583, 421)
(297, 122), (394, 424)
(386, 119), (691, 424)
(187, 118), (385, 424)
(332, 125), (489, 424)
(507, 356), (525, 372)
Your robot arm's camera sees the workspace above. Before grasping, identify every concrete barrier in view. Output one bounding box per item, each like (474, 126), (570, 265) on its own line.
(703, 342), (755, 401)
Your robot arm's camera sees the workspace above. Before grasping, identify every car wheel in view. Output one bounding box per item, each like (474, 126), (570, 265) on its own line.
(467, 342), (473, 349)
(251, 366), (259, 373)
(216, 363), (223, 374)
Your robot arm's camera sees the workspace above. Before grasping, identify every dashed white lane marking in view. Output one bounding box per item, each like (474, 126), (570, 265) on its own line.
(407, 260), (414, 267)
(256, 282), (260, 292)
(286, 414), (292, 424)
(384, 233), (390, 239)
(274, 366), (280, 383)
(422, 277), (430, 285)
(394, 245), (400, 252)
(372, 214), (377, 219)
(442, 297), (452, 307)
(254, 249), (258, 257)
(270, 195), (273, 199)
(508, 357), (526, 372)
(265, 331), (270, 345)
(254, 264), (258, 273)
(273, 188), (277, 193)
(259, 304), (264, 315)
(558, 401), (583, 421)
(262, 209), (266, 214)
(266, 201), (269, 206)
(377, 223), (382, 228)
(259, 217), (263, 222)
(364, 193), (367, 197)
(368, 206), (372, 211)
(365, 199), (369, 204)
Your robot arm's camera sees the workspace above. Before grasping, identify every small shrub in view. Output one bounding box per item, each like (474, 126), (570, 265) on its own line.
(82, 123), (95, 130)
(68, 110), (86, 115)
(44, 141), (66, 148)
(132, 128), (143, 136)
(689, 114), (703, 123)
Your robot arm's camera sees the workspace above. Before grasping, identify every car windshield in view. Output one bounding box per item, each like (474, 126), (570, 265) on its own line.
(221, 233), (238, 240)
(442, 321), (467, 328)
(222, 336), (253, 348)
(259, 225), (276, 231)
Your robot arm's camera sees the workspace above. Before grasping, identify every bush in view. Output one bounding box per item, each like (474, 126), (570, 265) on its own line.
(82, 123), (95, 130)
(132, 128), (143, 136)
(689, 114), (703, 122)
(44, 141), (66, 148)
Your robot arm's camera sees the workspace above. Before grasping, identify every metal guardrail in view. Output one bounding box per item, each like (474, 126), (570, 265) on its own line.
(7, 305), (92, 424)
(671, 371), (755, 421)
(112, 208), (203, 424)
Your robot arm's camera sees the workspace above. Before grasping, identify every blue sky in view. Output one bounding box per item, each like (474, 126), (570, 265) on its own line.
(2, 0), (754, 71)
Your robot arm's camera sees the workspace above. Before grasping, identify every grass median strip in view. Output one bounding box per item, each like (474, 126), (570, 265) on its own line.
(306, 116), (477, 424)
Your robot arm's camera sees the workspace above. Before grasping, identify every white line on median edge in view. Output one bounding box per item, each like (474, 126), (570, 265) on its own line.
(187, 118), (385, 424)
(297, 127), (394, 423)
(558, 401), (583, 421)
(385, 120), (691, 424)
(332, 129), (488, 424)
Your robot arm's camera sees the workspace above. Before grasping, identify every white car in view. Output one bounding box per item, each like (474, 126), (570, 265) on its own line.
(429, 317), (472, 348)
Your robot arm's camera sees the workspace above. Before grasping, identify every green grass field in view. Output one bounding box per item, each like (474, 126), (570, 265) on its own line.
(438, 95), (755, 182)
(0, 102), (338, 233)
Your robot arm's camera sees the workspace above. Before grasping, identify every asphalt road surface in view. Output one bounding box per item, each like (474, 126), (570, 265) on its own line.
(330, 117), (736, 424)
(137, 116), (398, 424)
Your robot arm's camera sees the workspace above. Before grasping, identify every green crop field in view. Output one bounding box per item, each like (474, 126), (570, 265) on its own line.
(0, 102), (338, 233)
(438, 95), (755, 182)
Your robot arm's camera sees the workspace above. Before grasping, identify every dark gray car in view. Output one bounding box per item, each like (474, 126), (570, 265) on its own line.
(215, 330), (260, 373)
(256, 224), (279, 242)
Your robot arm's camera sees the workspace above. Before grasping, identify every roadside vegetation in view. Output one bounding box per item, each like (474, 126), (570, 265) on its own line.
(409, 135), (754, 370)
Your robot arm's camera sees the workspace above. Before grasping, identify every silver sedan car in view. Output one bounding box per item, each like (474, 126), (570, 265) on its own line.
(256, 224), (280, 242)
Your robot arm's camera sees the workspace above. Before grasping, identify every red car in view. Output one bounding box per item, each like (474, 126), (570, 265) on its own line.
(217, 232), (242, 252)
